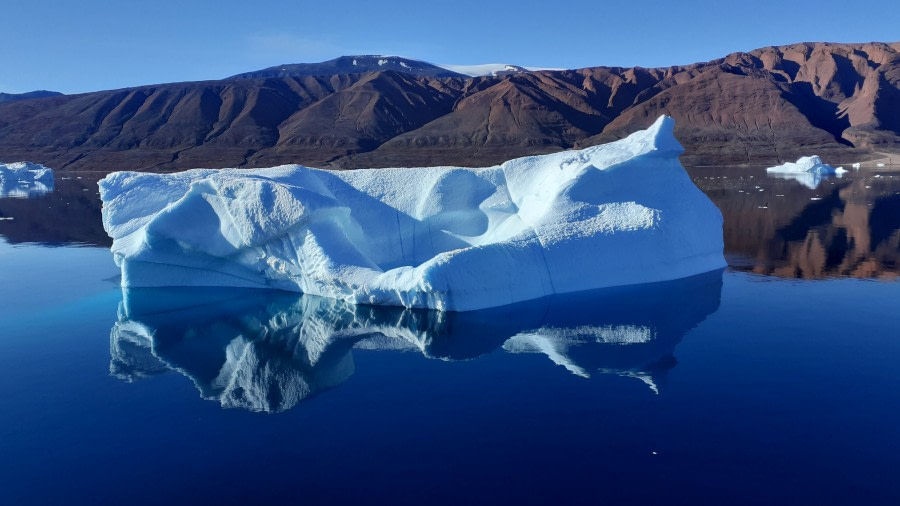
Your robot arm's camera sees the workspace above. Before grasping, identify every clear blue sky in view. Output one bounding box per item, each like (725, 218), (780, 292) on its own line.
(2, 0), (898, 94)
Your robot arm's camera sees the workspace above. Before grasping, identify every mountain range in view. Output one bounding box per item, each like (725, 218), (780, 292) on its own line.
(0, 90), (63, 104)
(0, 42), (898, 172)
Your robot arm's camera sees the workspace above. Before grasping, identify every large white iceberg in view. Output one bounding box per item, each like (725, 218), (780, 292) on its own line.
(99, 116), (725, 311)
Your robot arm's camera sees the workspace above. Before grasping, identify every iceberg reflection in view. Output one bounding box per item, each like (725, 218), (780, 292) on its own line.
(765, 171), (840, 190)
(0, 178), (54, 198)
(110, 270), (723, 412)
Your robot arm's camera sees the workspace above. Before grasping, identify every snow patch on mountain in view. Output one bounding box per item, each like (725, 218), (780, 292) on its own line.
(438, 63), (564, 76)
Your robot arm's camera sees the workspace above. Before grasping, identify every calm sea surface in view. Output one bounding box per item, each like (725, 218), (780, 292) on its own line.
(1, 167), (899, 505)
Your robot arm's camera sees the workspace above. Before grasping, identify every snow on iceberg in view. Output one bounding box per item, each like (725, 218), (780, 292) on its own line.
(0, 162), (55, 197)
(99, 116), (725, 311)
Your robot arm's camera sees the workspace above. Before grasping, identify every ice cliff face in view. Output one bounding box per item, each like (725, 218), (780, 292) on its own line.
(99, 116), (725, 311)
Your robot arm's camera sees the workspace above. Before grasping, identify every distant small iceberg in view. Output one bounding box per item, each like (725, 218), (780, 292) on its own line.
(0, 162), (55, 198)
(766, 156), (845, 189)
(0, 161), (54, 183)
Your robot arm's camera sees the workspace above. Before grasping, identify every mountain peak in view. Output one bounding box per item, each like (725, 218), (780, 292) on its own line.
(0, 90), (63, 104)
(228, 55), (467, 80)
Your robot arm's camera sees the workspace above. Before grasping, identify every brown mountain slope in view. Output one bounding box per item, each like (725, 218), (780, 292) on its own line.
(585, 42), (900, 163)
(256, 71), (464, 167)
(1, 42), (898, 172)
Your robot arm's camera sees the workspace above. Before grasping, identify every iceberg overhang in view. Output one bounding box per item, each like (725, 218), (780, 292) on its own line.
(99, 116), (726, 311)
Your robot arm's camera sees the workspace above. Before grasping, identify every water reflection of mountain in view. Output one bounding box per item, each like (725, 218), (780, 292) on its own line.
(699, 173), (900, 279)
(0, 174), (110, 246)
(109, 271), (723, 412)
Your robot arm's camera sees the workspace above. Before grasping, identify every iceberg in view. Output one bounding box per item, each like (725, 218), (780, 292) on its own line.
(0, 162), (55, 198)
(99, 116), (725, 311)
(765, 155), (849, 188)
(109, 271), (722, 412)
(766, 156), (842, 176)
(0, 161), (54, 183)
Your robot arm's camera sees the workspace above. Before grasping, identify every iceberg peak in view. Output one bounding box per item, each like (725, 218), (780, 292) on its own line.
(99, 119), (724, 311)
(643, 115), (683, 155)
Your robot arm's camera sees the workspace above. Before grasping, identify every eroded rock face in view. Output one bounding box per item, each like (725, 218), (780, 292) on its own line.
(99, 117), (725, 311)
(585, 43), (899, 160)
(0, 43), (897, 172)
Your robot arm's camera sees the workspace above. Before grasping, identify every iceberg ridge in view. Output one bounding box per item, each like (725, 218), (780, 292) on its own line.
(99, 115), (725, 311)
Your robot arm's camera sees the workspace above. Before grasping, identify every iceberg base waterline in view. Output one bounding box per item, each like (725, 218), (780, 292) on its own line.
(99, 115), (725, 311)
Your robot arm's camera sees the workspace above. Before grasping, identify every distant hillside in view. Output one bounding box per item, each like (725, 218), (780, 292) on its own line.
(0, 90), (63, 104)
(228, 55), (466, 79)
(1, 43), (898, 172)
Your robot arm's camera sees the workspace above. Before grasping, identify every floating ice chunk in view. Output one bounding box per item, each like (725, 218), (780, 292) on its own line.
(766, 156), (844, 189)
(766, 156), (841, 175)
(0, 162), (55, 198)
(852, 163), (861, 170)
(0, 161), (54, 183)
(99, 116), (725, 311)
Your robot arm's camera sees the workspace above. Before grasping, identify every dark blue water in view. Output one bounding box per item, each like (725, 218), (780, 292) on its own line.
(1, 169), (899, 504)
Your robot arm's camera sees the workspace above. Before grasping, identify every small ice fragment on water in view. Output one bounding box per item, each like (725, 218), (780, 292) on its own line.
(810, 197), (822, 200)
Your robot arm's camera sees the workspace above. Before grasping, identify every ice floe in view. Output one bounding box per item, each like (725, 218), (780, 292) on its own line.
(0, 162), (54, 198)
